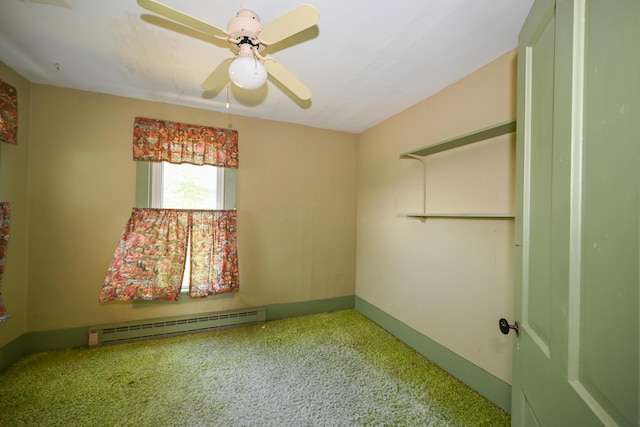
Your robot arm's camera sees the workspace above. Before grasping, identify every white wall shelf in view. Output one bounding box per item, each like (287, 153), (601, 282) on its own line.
(400, 213), (515, 219)
(400, 119), (516, 219)
(400, 120), (516, 159)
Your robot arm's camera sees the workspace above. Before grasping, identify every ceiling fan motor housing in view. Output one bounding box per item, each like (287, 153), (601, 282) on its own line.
(227, 10), (265, 53)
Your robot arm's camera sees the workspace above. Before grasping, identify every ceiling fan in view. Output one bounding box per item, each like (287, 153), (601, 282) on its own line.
(137, 0), (319, 101)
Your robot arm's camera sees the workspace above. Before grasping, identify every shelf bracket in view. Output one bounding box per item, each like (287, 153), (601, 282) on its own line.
(405, 154), (427, 216)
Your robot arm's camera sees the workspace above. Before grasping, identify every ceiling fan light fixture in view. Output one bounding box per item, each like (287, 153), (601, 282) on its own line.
(138, 0), (318, 99)
(228, 56), (267, 90)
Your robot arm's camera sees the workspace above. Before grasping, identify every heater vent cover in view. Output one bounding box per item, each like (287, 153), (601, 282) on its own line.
(89, 308), (266, 346)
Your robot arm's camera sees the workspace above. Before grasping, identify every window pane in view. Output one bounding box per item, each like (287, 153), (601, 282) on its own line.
(161, 162), (218, 209)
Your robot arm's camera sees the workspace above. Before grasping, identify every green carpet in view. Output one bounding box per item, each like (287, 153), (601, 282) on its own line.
(0, 310), (510, 426)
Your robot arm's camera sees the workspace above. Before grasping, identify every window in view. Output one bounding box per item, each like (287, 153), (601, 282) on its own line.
(135, 161), (236, 294)
(152, 162), (224, 210)
(136, 161), (236, 210)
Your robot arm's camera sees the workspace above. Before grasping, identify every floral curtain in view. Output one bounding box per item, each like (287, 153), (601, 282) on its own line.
(132, 117), (238, 168)
(99, 208), (238, 302)
(189, 210), (239, 298)
(0, 202), (10, 322)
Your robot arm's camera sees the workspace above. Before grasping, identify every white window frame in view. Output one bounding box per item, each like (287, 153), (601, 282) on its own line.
(150, 162), (227, 210)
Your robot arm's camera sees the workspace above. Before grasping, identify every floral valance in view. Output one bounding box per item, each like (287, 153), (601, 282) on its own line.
(132, 117), (238, 168)
(1, 79), (18, 145)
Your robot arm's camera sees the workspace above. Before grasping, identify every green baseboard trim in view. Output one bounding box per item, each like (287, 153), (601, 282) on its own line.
(0, 296), (356, 372)
(266, 295), (355, 320)
(355, 296), (512, 413)
(0, 334), (28, 373)
(25, 327), (89, 354)
(0, 326), (90, 373)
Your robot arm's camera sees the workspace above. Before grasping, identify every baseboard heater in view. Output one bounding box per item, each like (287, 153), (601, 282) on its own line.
(88, 307), (266, 346)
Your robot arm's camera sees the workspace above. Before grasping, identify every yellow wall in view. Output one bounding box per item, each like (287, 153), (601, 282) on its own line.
(24, 85), (357, 331)
(2, 49), (516, 387)
(355, 50), (517, 384)
(0, 62), (30, 349)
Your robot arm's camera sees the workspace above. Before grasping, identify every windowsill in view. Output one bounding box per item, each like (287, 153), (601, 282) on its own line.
(132, 292), (237, 306)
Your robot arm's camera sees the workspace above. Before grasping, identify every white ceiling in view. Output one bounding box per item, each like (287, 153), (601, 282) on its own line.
(0, 0), (533, 134)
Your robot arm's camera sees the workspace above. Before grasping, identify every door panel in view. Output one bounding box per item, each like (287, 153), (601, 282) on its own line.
(513, 0), (639, 425)
(523, 1), (555, 355)
(515, 0), (561, 423)
(577, 1), (639, 423)
(523, 398), (543, 427)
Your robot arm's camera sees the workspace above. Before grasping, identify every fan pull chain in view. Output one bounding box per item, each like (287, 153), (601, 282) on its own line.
(226, 84), (230, 109)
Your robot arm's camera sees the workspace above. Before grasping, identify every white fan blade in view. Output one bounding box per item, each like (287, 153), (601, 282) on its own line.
(200, 58), (232, 95)
(137, 0), (228, 39)
(265, 60), (311, 100)
(259, 4), (319, 45)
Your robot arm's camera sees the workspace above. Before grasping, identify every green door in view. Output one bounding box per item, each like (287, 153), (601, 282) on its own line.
(512, 0), (639, 425)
